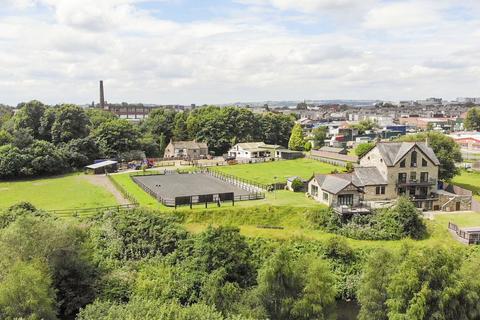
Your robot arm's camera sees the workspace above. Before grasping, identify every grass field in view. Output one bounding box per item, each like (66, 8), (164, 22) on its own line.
(0, 174), (118, 210)
(215, 158), (342, 185)
(452, 170), (480, 201)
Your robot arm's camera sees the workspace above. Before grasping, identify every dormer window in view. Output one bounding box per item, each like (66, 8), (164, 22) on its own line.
(411, 150), (417, 167)
(422, 158), (428, 167)
(400, 159), (406, 168)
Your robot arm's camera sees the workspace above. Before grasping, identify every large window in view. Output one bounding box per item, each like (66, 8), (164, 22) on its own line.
(323, 192), (329, 202)
(398, 173), (407, 183)
(338, 194), (354, 206)
(311, 185), (318, 196)
(420, 172), (429, 182)
(411, 150), (417, 167)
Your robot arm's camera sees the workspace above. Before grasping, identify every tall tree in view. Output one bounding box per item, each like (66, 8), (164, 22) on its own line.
(357, 249), (395, 320)
(13, 100), (46, 139)
(92, 119), (139, 158)
(173, 111), (190, 141)
(0, 260), (57, 320)
(464, 107), (480, 131)
(312, 126), (328, 149)
(51, 104), (90, 144)
(256, 246), (336, 320)
(288, 123), (305, 151)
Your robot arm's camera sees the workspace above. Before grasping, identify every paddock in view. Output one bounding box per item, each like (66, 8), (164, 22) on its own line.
(132, 172), (264, 207)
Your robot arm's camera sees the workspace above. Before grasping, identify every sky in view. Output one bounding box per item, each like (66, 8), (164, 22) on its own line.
(0, 0), (480, 105)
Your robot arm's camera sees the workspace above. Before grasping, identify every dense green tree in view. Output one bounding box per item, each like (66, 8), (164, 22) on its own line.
(0, 144), (31, 177)
(464, 107), (480, 131)
(92, 119), (140, 158)
(354, 142), (375, 158)
(0, 104), (13, 129)
(29, 140), (68, 175)
(85, 108), (117, 128)
(138, 133), (161, 157)
(51, 104), (90, 144)
(13, 100), (46, 139)
(288, 123), (305, 151)
(0, 260), (57, 320)
(142, 108), (177, 141)
(62, 137), (101, 168)
(173, 111), (190, 141)
(397, 131), (462, 180)
(190, 226), (257, 288)
(77, 299), (225, 320)
(39, 107), (57, 141)
(261, 112), (295, 147)
(0, 215), (98, 318)
(12, 127), (34, 148)
(357, 249), (395, 320)
(312, 126), (328, 149)
(0, 129), (12, 146)
(256, 246), (336, 320)
(304, 141), (312, 151)
(88, 210), (188, 268)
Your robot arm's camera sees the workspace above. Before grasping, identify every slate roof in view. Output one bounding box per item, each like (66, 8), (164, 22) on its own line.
(171, 141), (208, 149)
(312, 173), (356, 194)
(353, 167), (387, 186)
(368, 142), (440, 166)
(311, 167), (387, 194)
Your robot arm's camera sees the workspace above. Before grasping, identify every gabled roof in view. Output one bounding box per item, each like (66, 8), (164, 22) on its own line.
(365, 142), (440, 166)
(312, 173), (357, 194)
(171, 141), (208, 149)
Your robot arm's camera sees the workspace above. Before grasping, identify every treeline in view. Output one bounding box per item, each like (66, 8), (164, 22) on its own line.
(0, 101), (294, 178)
(0, 204), (479, 320)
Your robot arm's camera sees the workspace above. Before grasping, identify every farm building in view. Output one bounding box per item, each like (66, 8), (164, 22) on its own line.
(85, 160), (118, 175)
(163, 140), (209, 159)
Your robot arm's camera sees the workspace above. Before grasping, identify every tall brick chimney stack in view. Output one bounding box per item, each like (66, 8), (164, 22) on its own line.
(99, 80), (106, 109)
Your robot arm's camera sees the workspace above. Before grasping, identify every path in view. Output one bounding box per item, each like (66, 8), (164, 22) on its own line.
(82, 174), (130, 205)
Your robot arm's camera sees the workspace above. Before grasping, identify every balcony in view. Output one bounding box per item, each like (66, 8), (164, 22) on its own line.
(409, 193), (440, 201)
(396, 178), (437, 187)
(333, 203), (372, 216)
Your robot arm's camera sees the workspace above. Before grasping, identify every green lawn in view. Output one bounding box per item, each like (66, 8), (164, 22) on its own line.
(215, 158), (342, 185)
(0, 174), (118, 211)
(452, 170), (480, 201)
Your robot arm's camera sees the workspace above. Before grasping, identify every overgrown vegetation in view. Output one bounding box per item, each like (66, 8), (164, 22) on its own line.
(0, 202), (478, 320)
(308, 197), (426, 240)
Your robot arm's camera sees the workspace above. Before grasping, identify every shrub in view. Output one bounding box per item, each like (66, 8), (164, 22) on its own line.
(290, 178), (304, 192)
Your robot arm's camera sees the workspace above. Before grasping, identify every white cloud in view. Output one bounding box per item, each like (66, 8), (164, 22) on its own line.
(0, 0), (480, 104)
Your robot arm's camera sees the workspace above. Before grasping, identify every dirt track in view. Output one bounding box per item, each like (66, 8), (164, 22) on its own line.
(82, 174), (130, 205)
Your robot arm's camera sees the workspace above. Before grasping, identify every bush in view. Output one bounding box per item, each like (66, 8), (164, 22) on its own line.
(290, 178), (304, 192)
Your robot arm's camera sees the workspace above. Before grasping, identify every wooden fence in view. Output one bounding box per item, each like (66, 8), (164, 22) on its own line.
(46, 203), (138, 216)
(205, 168), (269, 192)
